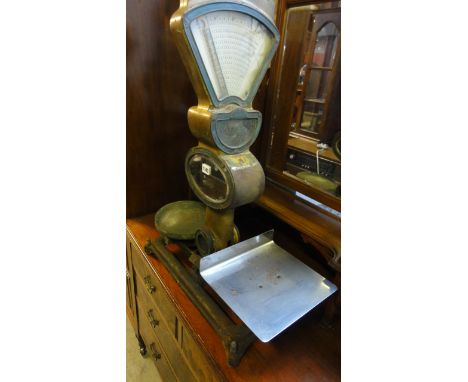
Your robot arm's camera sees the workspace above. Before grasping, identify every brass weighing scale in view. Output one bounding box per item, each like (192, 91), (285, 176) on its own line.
(145, 0), (337, 367)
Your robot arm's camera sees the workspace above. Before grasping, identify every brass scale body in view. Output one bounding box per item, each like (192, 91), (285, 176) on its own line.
(145, 0), (280, 366)
(169, 0), (279, 253)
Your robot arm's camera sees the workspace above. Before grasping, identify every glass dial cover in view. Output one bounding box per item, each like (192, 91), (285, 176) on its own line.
(211, 107), (261, 154)
(184, 4), (279, 106)
(187, 153), (231, 203)
(187, 0), (277, 21)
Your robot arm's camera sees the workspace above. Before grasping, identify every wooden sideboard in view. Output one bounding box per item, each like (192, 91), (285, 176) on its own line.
(126, 213), (340, 382)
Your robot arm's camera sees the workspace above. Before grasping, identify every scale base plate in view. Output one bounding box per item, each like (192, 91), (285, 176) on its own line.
(200, 230), (337, 342)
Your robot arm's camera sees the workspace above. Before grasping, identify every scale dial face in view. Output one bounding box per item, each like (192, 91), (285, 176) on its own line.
(184, 4), (279, 106)
(214, 117), (258, 151)
(187, 152), (230, 204)
(211, 107), (261, 154)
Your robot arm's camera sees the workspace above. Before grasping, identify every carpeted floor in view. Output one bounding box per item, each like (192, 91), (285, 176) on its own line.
(126, 318), (162, 381)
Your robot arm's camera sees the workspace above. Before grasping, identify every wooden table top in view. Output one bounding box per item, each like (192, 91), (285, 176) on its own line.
(127, 214), (340, 382)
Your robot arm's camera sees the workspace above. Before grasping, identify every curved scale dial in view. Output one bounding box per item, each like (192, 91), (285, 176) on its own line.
(184, 4), (279, 106)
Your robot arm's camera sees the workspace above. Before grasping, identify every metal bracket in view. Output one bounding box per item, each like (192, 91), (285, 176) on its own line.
(145, 237), (255, 367)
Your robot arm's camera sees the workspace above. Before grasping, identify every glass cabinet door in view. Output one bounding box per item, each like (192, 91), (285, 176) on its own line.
(264, 1), (341, 211)
(298, 21), (339, 136)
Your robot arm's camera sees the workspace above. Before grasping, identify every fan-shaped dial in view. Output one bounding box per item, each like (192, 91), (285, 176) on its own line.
(184, 5), (279, 106)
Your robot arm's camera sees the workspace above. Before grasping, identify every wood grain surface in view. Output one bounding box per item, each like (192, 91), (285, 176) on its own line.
(126, 0), (197, 217)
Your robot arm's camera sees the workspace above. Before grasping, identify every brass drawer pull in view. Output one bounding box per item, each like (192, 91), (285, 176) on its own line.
(144, 276), (156, 294)
(149, 343), (161, 361)
(147, 309), (159, 328)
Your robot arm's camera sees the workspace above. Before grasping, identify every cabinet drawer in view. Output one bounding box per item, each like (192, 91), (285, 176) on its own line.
(131, 244), (181, 328)
(136, 273), (196, 382)
(131, 241), (223, 382)
(138, 302), (177, 382)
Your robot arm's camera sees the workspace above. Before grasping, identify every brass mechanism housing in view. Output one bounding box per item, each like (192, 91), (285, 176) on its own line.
(169, 0), (279, 251)
(146, 0), (280, 366)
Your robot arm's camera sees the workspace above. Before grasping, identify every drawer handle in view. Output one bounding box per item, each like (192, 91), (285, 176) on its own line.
(126, 270), (130, 280)
(149, 343), (161, 361)
(144, 276), (156, 294)
(146, 309), (159, 328)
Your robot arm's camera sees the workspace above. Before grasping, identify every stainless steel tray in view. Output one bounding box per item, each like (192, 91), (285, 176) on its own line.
(200, 230), (337, 342)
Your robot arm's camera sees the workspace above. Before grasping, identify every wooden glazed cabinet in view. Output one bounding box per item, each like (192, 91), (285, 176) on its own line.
(257, 0), (341, 270)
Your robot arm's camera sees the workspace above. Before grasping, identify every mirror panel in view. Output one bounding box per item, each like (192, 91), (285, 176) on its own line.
(264, 2), (341, 209)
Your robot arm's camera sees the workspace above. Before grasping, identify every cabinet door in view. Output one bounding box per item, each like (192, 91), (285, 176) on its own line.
(296, 10), (340, 142)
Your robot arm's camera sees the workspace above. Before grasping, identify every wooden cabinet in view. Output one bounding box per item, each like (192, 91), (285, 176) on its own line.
(127, 224), (225, 382)
(126, 214), (340, 382)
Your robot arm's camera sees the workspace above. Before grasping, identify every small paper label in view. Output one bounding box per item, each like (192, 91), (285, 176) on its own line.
(202, 163), (211, 175)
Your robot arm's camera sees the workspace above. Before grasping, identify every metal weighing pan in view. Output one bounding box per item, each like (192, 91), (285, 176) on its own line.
(200, 230), (337, 342)
(154, 200), (205, 240)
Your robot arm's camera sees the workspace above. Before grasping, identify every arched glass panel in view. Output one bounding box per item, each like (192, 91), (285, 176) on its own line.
(312, 22), (338, 68)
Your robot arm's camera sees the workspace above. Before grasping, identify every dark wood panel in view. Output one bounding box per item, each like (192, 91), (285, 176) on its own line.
(126, 0), (197, 217)
(257, 181), (340, 256)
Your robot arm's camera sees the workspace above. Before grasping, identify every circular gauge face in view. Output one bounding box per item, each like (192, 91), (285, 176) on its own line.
(186, 151), (232, 207)
(184, 5), (279, 106)
(185, 147), (265, 210)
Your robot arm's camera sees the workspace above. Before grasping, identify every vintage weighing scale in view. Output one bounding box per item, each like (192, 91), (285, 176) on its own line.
(145, 0), (337, 367)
